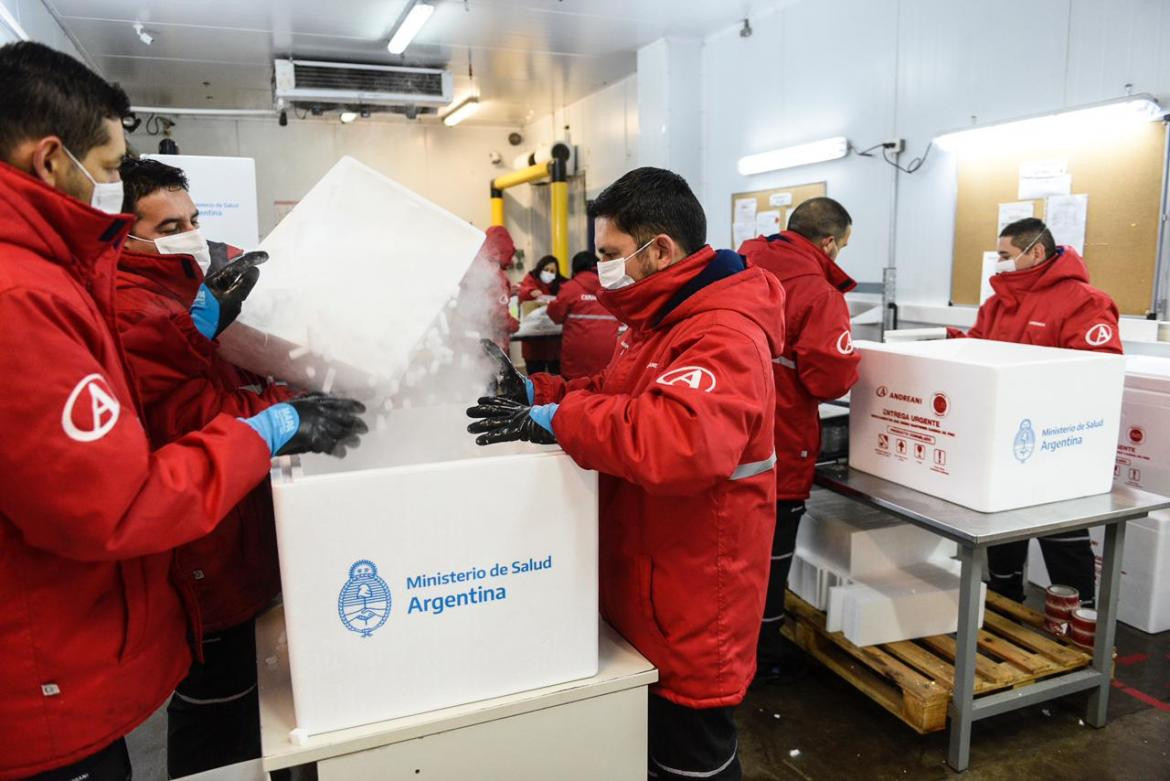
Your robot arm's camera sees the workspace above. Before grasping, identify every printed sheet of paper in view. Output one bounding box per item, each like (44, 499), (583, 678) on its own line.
(732, 222), (755, 250)
(1018, 160), (1071, 200)
(734, 197), (757, 224)
(769, 192), (793, 208)
(755, 209), (782, 237)
(980, 251), (999, 303)
(997, 201), (1034, 236)
(1045, 193), (1088, 254)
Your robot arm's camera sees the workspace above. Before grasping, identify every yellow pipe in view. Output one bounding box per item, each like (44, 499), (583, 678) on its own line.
(550, 180), (570, 276)
(490, 196), (505, 227)
(492, 162), (551, 191)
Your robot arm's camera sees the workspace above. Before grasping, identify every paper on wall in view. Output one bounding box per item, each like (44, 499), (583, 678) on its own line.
(734, 197), (757, 223)
(732, 222), (755, 250)
(1046, 193), (1088, 254)
(756, 209), (782, 237)
(997, 201), (1034, 237)
(1018, 160), (1071, 200)
(769, 192), (793, 208)
(980, 251), (999, 303)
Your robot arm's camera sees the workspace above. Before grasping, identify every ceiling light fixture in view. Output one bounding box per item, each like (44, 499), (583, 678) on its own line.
(339, 111), (358, 124)
(387, 1), (435, 55)
(442, 96), (480, 127)
(737, 136), (849, 175)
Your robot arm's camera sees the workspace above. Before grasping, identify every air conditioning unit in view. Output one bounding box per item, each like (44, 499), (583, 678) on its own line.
(273, 59), (453, 110)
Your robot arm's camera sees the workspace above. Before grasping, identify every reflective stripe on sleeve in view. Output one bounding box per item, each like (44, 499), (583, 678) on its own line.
(730, 452), (777, 481)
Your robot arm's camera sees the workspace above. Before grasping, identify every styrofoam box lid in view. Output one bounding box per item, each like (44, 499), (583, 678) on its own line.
(1124, 355), (1170, 392)
(857, 338), (1121, 367)
(286, 404), (559, 481)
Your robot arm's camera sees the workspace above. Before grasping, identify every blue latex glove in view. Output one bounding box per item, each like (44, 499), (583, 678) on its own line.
(529, 402), (557, 434)
(242, 402), (299, 455)
(189, 283), (221, 340)
(526, 377), (535, 405)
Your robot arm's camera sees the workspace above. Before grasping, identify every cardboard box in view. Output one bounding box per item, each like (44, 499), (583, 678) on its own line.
(272, 405), (599, 735)
(849, 339), (1126, 512)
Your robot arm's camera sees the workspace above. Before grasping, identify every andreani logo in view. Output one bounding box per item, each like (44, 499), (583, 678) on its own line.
(888, 392), (922, 405)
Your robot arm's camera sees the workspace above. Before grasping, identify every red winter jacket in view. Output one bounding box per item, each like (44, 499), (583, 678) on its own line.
(518, 272), (562, 364)
(547, 269), (620, 379)
(531, 246), (784, 708)
(949, 247), (1123, 354)
(115, 246), (292, 633)
(739, 231), (860, 500)
(0, 163), (273, 777)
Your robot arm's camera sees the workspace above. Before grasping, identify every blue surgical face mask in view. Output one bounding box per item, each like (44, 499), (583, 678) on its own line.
(597, 238), (655, 290)
(61, 146), (124, 214)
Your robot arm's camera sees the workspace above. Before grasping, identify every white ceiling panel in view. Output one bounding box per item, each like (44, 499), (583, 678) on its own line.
(46, 0), (787, 125)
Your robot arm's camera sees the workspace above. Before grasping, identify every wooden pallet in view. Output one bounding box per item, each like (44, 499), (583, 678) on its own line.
(781, 589), (1095, 734)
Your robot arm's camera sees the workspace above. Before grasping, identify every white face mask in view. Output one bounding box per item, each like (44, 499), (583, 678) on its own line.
(995, 231), (1044, 274)
(540, 270), (556, 285)
(62, 146), (124, 215)
(598, 238), (655, 290)
(130, 228), (213, 273)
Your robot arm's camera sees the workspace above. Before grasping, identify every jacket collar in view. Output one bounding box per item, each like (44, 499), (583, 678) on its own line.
(599, 245), (742, 331)
(117, 247), (203, 303)
(768, 231), (857, 292)
(989, 247), (1085, 305)
(0, 161), (131, 283)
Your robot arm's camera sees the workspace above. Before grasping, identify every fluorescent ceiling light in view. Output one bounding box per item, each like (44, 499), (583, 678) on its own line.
(442, 97), (480, 127)
(738, 136), (849, 176)
(935, 97), (1163, 153)
(387, 2), (434, 54)
(339, 111), (358, 124)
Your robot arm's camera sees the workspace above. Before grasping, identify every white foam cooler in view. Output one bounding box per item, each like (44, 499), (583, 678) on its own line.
(849, 339), (1126, 512)
(271, 405), (599, 735)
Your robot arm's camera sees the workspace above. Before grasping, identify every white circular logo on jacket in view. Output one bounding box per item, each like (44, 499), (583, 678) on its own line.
(61, 373), (120, 442)
(836, 330), (855, 355)
(1085, 323), (1113, 347)
(656, 366), (717, 392)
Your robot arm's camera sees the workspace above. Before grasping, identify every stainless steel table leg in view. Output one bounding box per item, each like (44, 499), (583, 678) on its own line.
(947, 543), (983, 772)
(1086, 519), (1126, 727)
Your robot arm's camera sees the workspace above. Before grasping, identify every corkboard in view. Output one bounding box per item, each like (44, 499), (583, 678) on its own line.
(950, 120), (1166, 315)
(730, 182), (827, 247)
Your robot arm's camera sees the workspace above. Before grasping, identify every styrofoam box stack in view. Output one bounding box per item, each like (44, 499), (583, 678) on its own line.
(849, 339), (1126, 512)
(217, 156), (487, 400)
(792, 506), (983, 646)
(1030, 355), (1170, 633)
(273, 404), (599, 735)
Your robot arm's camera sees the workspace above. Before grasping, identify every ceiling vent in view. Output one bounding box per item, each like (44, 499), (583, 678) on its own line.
(274, 59), (453, 110)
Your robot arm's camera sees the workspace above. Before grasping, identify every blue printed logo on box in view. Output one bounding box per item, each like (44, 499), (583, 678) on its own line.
(338, 559), (391, 638)
(1013, 419), (1036, 463)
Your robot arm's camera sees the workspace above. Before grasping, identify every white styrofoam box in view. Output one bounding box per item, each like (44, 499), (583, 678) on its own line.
(835, 561), (987, 647)
(1117, 510), (1170, 633)
(217, 156), (486, 399)
(795, 508), (956, 580)
(1114, 355), (1170, 496)
(272, 404), (598, 735)
(1119, 318), (1160, 343)
(789, 552), (851, 614)
(849, 339), (1126, 512)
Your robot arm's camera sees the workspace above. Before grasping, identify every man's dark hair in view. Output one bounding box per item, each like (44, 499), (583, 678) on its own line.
(571, 250), (596, 276)
(0, 41), (131, 161)
(119, 157), (189, 213)
(587, 167), (706, 255)
(787, 197), (852, 243)
(1000, 217), (1057, 258)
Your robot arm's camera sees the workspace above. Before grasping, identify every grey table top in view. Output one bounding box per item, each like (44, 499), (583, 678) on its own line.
(814, 464), (1170, 546)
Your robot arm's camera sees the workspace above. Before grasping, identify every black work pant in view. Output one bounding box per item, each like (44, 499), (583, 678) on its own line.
(166, 619), (261, 778)
(758, 500), (805, 663)
(648, 695), (740, 780)
(987, 531), (1096, 607)
(25, 739), (130, 780)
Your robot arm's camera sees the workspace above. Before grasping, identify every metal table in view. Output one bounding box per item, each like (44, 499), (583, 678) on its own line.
(813, 464), (1170, 772)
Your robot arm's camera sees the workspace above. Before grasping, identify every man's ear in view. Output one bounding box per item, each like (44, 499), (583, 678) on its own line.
(654, 234), (677, 270)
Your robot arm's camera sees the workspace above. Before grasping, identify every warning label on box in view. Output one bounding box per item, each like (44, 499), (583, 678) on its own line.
(867, 387), (954, 475)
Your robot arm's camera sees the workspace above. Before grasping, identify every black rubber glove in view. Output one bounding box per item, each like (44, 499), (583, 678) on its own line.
(466, 396), (557, 446)
(204, 250), (268, 337)
(480, 338), (530, 404)
(278, 392), (369, 457)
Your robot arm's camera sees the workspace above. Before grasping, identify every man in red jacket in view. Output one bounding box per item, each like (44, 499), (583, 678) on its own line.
(547, 250), (621, 379)
(0, 42), (366, 780)
(117, 157), (297, 777)
(739, 197), (861, 677)
(951, 217), (1122, 607)
(469, 167), (784, 781)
